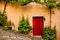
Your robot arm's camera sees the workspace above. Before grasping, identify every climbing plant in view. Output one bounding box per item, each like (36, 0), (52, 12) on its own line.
(18, 0), (32, 6)
(34, 0), (60, 28)
(3, 0), (32, 6)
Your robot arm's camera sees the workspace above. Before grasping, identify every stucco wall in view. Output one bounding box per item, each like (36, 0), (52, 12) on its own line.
(0, 2), (60, 40)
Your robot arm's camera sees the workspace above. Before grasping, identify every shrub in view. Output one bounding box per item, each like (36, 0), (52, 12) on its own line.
(2, 26), (9, 30)
(2, 21), (12, 30)
(18, 16), (32, 34)
(42, 26), (56, 40)
(0, 13), (7, 27)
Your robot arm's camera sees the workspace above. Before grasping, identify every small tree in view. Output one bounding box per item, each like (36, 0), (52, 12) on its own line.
(3, 0), (18, 14)
(3, 0), (32, 13)
(18, 15), (32, 34)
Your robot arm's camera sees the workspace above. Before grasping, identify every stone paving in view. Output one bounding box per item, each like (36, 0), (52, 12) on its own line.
(0, 29), (44, 40)
(0, 29), (33, 40)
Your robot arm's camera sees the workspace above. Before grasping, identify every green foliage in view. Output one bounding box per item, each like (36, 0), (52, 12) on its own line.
(0, 13), (11, 31)
(3, 0), (18, 3)
(43, 0), (57, 8)
(34, 0), (44, 4)
(34, 0), (60, 9)
(57, 3), (60, 9)
(9, 0), (18, 3)
(34, 0), (41, 3)
(2, 26), (9, 30)
(18, 16), (32, 34)
(0, 13), (7, 27)
(4, 0), (32, 6)
(2, 21), (12, 30)
(0, 13), (3, 26)
(42, 26), (56, 40)
(18, 0), (32, 6)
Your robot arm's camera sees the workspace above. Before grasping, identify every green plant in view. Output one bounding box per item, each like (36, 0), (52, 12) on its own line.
(42, 26), (56, 40)
(0, 13), (7, 27)
(4, 0), (32, 6)
(34, 0), (41, 3)
(2, 21), (12, 30)
(57, 3), (60, 9)
(0, 13), (3, 26)
(2, 26), (9, 30)
(4, 0), (18, 2)
(6, 0), (18, 3)
(18, 0), (32, 6)
(18, 16), (32, 34)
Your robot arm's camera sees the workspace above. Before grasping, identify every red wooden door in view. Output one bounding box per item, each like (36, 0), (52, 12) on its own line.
(33, 17), (44, 36)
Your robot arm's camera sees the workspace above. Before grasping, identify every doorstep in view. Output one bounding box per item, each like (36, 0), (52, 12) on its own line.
(33, 36), (44, 40)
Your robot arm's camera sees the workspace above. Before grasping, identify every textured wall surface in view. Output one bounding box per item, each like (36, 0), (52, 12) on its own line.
(0, 2), (60, 40)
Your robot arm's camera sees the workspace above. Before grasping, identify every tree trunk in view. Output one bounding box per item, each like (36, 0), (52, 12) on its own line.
(49, 8), (52, 28)
(3, 1), (7, 14)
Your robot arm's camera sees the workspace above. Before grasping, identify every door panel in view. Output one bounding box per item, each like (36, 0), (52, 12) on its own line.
(33, 17), (44, 36)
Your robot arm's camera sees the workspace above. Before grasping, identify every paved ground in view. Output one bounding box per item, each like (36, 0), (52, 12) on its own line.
(0, 29), (44, 40)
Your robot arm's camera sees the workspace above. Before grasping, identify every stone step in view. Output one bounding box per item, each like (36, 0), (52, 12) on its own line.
(33, 36), (44, 40)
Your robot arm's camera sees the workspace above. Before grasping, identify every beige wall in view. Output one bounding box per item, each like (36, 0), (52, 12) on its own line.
(0, 2), (60, 40)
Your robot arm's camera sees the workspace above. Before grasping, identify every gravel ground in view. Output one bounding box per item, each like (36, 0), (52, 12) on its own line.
(0, 29), (33, 40)
(0, 29), (44, 40)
